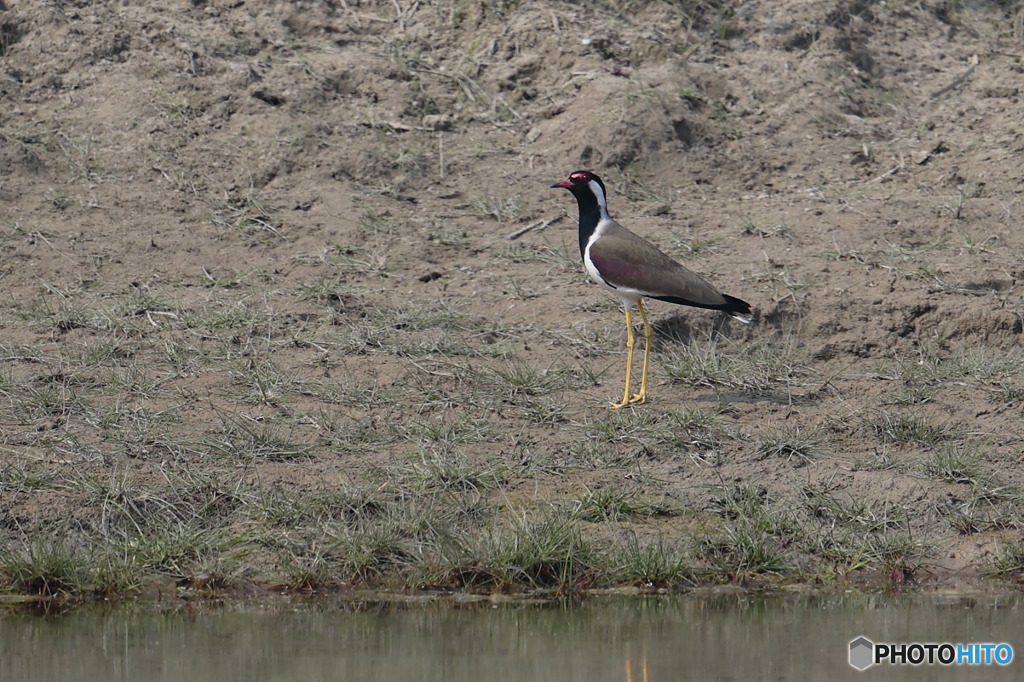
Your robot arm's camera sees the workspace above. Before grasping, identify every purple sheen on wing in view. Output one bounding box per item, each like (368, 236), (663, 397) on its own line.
(589, 253), (644, 286)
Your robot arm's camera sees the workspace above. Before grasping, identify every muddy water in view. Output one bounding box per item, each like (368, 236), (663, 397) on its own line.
(2, 591), (1021, 681)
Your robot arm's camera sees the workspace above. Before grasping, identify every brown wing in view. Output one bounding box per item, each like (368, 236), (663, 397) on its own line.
(588, 221), (728, 307)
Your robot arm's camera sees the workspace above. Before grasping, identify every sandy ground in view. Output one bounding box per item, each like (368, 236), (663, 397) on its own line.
(2, 0), (1024, 591)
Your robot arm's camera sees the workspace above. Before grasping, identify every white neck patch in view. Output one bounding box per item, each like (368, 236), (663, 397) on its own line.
(588, 179), (610, 220)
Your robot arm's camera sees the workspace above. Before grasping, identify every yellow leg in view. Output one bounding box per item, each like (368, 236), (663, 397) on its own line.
(629, 301), (653, 405)
(610, 308), (635, 409)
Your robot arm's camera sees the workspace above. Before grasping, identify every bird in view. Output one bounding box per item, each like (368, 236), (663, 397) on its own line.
(551, 170), (752, 408)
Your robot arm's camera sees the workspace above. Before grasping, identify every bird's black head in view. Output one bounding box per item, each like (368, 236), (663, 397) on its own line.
(551, 170), (609, 218)
(551, 170), (606, 199)
(552, 170), (610, 256)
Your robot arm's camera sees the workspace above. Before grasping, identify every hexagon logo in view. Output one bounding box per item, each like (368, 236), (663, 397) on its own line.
(849, 636), (875, 671)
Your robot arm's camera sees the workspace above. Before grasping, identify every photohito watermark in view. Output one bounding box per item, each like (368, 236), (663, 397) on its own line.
(849, 636), (1014, 671)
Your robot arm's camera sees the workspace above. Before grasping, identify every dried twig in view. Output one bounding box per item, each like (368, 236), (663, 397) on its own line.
(438, 132), (445, 179)
(508, 217), (560, 241)
(929, 54), (979, 100)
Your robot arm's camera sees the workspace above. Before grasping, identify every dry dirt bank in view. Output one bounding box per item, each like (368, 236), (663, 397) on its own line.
(2, 1), (1024, 596)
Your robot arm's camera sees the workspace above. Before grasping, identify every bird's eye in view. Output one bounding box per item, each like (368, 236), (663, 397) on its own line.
(570, 172), (590, 182)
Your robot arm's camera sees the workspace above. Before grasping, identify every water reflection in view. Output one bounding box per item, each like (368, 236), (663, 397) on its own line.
(2, 591), (1021, 681)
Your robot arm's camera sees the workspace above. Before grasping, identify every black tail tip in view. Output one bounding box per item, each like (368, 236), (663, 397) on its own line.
(723, 295), (752, 323)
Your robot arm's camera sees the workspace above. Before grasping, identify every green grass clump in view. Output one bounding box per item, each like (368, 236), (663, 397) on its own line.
(0, 458), (57, 493)
(468, 360), (589, 405)
(571, 488), (678, 522)
(755, 427), (821, 464)
(257, 485), (385, 526)
(474, 194), (522, 223)
(801, 485), (904, 533)
(990, 541), (1024, 577)
(943, 485), (1024, 535)
(204, 420), (314, 461)
(603, 533), (697, 587)
(0, 534), (93, 596)
(326, 520), (416, 583)
(438, 513), (599, 590)
(698, 483), (799, 580)
(403, 415), (496, 448)
(696, 525), (790, 581)
(664, 338), (807, 394)
(864, 410), (954, 446)
(0, 530), (151, 598)
(660, 407), (735, 452)
(394, 451), (506, 495)
(918, 444), (983, 484)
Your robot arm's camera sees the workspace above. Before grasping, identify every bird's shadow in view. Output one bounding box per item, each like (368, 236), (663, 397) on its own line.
(647, 310), (816, 407)
(647, 312), (746, 351)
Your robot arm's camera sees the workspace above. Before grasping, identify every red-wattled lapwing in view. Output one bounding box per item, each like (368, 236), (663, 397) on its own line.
(552, 170), (752, 408)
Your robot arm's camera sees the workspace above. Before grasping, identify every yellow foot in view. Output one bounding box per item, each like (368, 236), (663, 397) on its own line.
(609, 394), (646, 409)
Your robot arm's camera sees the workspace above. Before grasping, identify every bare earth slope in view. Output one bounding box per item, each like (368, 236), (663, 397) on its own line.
(2, 0), (1024, 594)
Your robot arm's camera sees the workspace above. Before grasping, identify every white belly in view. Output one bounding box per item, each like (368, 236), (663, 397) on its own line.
(583, 219), (643, 312)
